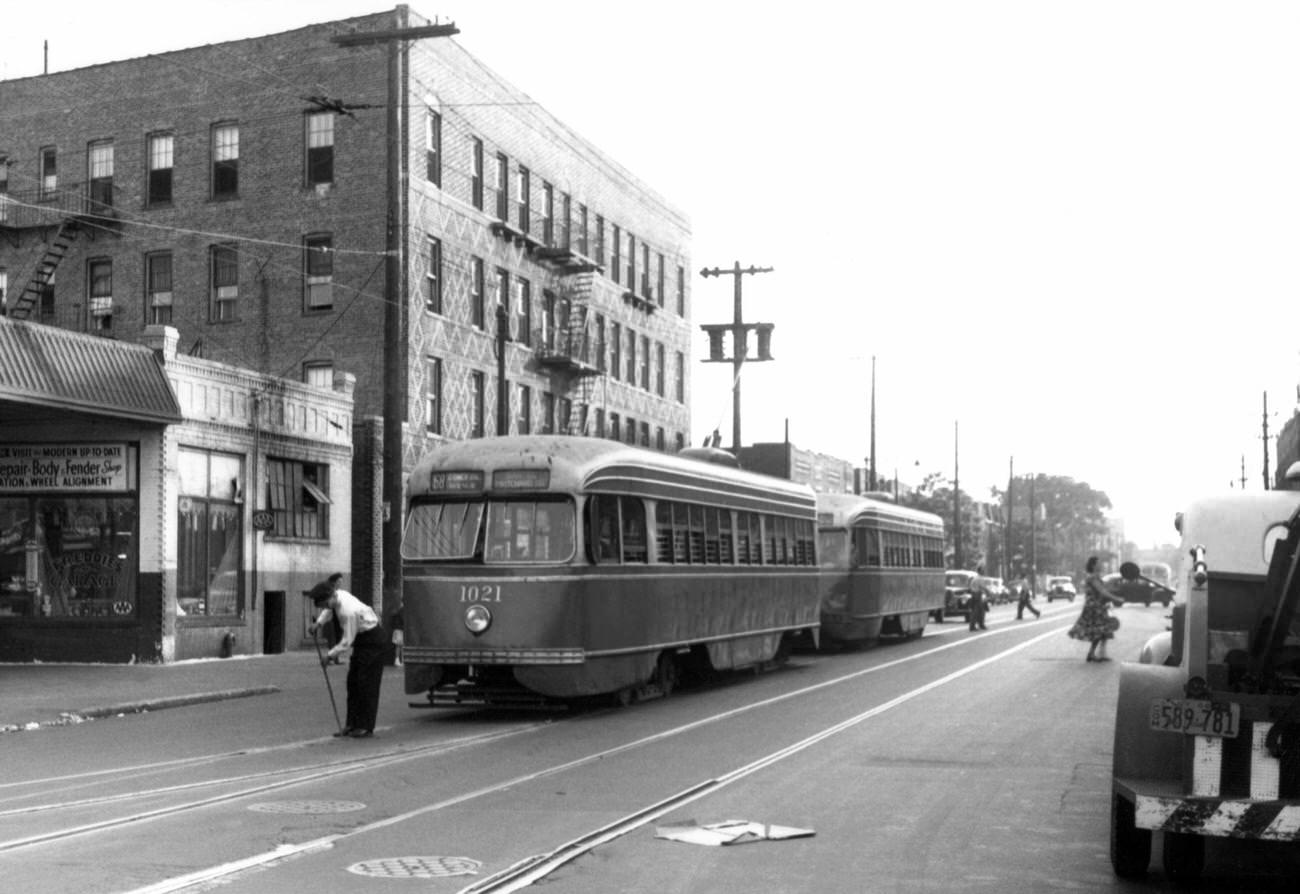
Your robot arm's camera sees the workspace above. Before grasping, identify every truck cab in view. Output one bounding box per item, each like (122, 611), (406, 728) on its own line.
(1110, 488), (1300, 882)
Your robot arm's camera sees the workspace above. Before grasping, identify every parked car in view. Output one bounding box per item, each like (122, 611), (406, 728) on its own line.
(1106, 562), (1174, 607)
(975, 575), (1010, 604)
(1045, 576), (1076, 602)
(942, 570), (981, 619)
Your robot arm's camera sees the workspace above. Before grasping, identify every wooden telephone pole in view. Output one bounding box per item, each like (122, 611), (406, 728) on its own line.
(699, 262), (774, 450)
(332, 10), (459, 617)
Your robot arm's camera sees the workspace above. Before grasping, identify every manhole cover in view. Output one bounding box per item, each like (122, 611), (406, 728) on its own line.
(248, 800), (367, 814)
(347, 856), (482, 879)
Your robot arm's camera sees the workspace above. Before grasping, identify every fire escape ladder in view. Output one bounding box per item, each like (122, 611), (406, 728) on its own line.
(7, 219), (81, 320)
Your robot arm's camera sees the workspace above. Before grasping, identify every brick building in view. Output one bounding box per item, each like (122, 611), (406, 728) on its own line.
(0, 6), (693, 619)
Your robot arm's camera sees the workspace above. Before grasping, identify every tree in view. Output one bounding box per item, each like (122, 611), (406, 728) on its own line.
(903, 474), (987, 570)
(990, 474), (1117, 578)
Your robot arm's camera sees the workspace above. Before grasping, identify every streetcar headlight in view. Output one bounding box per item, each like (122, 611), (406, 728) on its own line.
(464, 604), (492, 635)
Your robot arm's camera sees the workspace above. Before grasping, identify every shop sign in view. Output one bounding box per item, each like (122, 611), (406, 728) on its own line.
(0, 443), (130, 493)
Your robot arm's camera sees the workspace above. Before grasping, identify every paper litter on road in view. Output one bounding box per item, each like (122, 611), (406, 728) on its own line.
(654, 819), (815, 846)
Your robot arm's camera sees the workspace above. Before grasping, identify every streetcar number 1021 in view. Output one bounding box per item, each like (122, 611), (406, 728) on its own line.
(459, 584), (502, 602)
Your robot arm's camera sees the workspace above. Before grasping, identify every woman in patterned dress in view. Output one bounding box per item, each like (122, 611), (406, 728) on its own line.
(1068, 555), (1124, 661)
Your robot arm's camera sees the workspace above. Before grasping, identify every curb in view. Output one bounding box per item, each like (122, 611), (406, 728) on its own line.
(0, 685), (281, 735)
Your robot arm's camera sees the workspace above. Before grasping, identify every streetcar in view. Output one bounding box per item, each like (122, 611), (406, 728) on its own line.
(815, 492), (946, 645)
(400, 436), (822, 707)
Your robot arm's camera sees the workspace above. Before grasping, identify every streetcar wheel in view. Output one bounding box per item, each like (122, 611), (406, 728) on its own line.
(1109, 794), (1150, 879)
(1161, 832), (1204, 884)
(613, 686), (637, 707)
(933, 609), (945, 624)
(653, 652), (679, 698)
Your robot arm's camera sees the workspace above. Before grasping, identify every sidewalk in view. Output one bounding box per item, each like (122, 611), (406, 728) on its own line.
(0, 650), (375, 734)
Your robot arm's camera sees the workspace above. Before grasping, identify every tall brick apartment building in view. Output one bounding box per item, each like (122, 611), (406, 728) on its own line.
(0, 6), (693, 621)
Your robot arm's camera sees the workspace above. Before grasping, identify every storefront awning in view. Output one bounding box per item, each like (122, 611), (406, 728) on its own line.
(0, 316), (183, 425)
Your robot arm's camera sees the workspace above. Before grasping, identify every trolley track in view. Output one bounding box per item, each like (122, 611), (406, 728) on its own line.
(76, 618), (1077, 893)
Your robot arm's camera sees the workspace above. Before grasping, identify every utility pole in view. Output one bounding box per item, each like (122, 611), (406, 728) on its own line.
(1006, 457), (1014, 581)
(332, 11), (459, 618)
(1029, 474), (1037, 590)
(1263, 391), (1271, 490)
(869, 356), (877, 491)
(953, 421), (962, 569)
(699, 262), (774, 451)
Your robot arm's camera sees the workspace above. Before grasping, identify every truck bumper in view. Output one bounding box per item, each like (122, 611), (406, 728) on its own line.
(1116, 778), (1300, 840)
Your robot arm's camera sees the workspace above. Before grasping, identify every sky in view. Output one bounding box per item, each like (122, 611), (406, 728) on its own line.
(5, 1), (1300, 547)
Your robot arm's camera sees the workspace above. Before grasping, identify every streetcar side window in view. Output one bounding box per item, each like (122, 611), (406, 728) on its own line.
(654, 502), (674, 562)
(718, 511), (735, 564)
(401, 500), (485, 560)
(735, 511), (752, 564)
(704, 508), (721, 563)
(672, 502), (689, 562)
(591, 494), (621, 563)
(621, 496), (648, 563)
(749, 514), (763, 564)
(689, 505), (706, 563)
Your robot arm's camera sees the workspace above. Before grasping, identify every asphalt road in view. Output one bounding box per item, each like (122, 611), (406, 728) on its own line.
(3, 601), (1296, 893)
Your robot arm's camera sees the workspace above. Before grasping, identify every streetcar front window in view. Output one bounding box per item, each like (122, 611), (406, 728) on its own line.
(485, 498), (575, 563)
(401, 500), (485, 560)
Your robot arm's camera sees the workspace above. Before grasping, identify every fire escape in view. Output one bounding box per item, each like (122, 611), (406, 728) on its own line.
(0, 182), (121, 329)
(533, 267), (601, 434)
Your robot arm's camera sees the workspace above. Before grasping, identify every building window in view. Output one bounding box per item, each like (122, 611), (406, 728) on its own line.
(675, 432), (686, 452)
(626, 417), (638, 445)
(542, 181), (554, 246)
(147, 132), (174, 206)
(425, 108), (441, 187)
(87, 140), (114, 210)
(625, 328), (636, 383)
(610, 322), (622, 382)
(594, 313), (606, 372)
(266, 458), (331, 540)
(558, 397), (572, 433)
(471, 371), (486, 438)
(656, 427), (665, 451)
(640, 421), (650, 447)
(655, 342), (666, 397)
(677, 265), (686, 316)
(304, 362), (333, 389)
(626, 231), (636, 290)
(560, 192), (571, 250)
(494, 267), (509, 333)
(577, 204), (588, 256)
(512, 276), (531, 346)
(494, 152), (509, 220)
(639, 334), (650, 390)
(87, 258), (112, 331)
(675, 350), (685, 403)
(0, 269), (7, 314)
(541, 290), (556, 351)
(516, 166), (530, 232)
(425, 237), (442, 313)
(470, 137), (484, 210)
(609, 412), (621, 441)
(611, 224), (621, 283)
(211, 123), (239, 199)
(304, 234), (333, 310)
(594, 407), (605, 438)
(541, 392), (556, 434)
(656, 253), (666, 307)
(0, 157), (8, 225)
(211, 244), (238, 321)
(471, 256), (485, 329)
(516, 383), (531, 434)
(427, 356), (442, 435)
(642, 244), (652, 299)
(306, 112), (334, 186)
(177, 447), (243, 617)
(175, 449), (241, 618)
(594, 215), (605, 268)
(39, 147), (57, 199)
(146, 251), (173, 325)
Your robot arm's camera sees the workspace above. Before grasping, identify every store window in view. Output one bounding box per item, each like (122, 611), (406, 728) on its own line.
(177, 447), (243, 618)
(266, 457), (330, 539)
(0, 443), (139, 620)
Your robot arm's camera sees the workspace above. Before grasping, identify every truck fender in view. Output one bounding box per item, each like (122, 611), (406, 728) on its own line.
(1113, 662), (1184, 784)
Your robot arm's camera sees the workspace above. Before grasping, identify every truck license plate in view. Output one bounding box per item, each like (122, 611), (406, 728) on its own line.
(1149, 698), (1240, 738)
